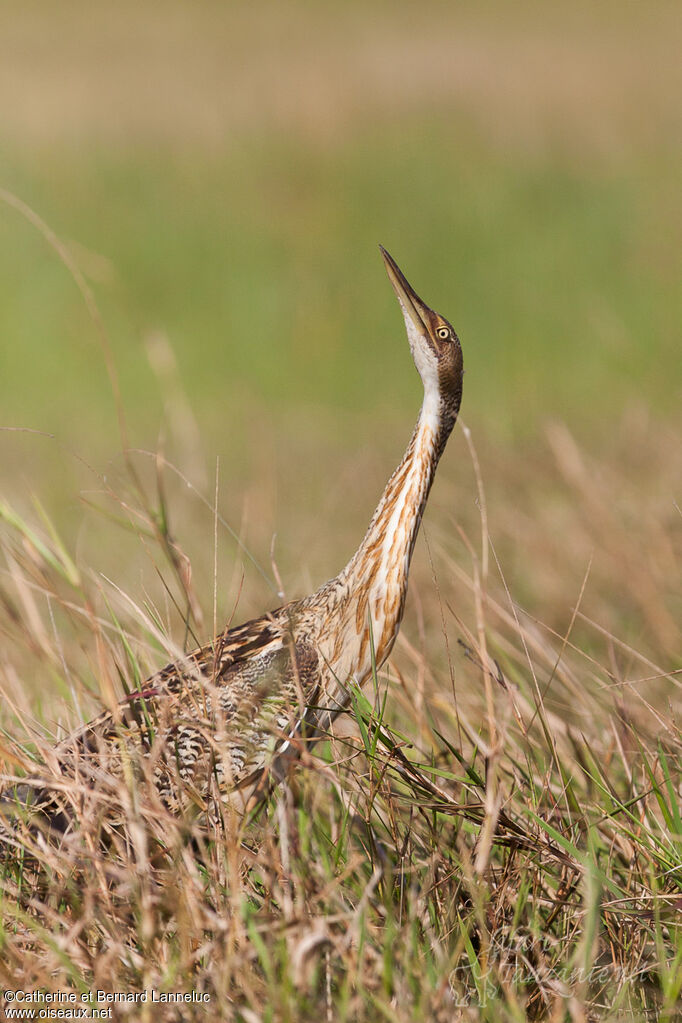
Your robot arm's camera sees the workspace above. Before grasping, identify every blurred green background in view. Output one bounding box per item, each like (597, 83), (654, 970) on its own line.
(0, 0), (680, 591)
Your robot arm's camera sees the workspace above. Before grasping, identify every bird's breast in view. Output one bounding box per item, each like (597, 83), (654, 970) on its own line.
(315, 570), (407, 702)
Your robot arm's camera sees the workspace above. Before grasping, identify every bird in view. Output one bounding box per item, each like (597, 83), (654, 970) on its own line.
(1, 248), (463, 841)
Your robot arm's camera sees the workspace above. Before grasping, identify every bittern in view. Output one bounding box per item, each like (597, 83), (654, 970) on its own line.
(1, 249), (463, 836)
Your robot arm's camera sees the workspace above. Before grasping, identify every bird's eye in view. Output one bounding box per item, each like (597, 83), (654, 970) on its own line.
(436, 327), (450, 340)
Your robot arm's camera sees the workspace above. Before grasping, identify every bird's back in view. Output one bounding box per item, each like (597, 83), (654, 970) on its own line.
(1, 602), (324, 837)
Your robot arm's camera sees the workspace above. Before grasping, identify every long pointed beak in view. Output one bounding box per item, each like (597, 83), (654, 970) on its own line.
(380, 246), (433, 337)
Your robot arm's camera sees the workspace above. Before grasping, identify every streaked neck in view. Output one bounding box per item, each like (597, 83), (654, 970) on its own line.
(342, 387), (448, 592)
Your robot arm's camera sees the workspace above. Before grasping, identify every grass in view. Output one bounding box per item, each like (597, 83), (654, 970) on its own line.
(0, 1), (680, 1017)
(0, 398), (680, 1020)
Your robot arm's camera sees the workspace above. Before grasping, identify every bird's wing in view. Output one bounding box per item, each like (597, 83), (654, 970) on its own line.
(6, 607), (321, 832)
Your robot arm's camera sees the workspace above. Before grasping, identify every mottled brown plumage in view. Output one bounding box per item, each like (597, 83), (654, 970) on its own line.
(1, 248), (463, 837)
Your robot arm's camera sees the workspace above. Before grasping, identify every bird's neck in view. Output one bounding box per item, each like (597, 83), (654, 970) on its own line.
(338, 386), (451, 656)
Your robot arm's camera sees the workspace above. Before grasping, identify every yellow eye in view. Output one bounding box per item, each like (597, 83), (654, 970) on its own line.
(436, 327), (449, 340)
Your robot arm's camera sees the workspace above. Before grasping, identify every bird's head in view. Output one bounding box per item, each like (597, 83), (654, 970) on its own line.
(380, 246), (463, 424)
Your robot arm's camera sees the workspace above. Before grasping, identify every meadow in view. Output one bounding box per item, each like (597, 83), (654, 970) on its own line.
(0, 2), (680, 1019)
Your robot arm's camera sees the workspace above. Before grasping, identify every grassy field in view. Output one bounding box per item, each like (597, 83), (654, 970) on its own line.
(0, 431), (680, 1022)
(0, 1), (681, 1019)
